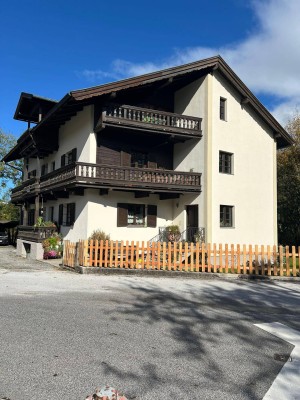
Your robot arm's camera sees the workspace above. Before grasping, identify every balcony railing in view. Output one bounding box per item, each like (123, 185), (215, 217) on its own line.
(11, 177), (40, 201)
(101, 104), (202, 138)
(17, 226), (57, 243)
(12, 162), (201, 198)
(75, 163), (202, 191)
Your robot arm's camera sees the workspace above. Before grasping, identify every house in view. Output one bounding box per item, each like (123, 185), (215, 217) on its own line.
(3, 56), (293, 258)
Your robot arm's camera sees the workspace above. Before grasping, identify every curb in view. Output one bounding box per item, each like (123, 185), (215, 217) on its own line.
(60, 265), (300, 282)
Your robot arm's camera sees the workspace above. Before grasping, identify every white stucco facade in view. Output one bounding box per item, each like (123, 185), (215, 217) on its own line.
(209, 71), (276, 245)
(24, 73), (279, 246)
(27, 105), (96, 173)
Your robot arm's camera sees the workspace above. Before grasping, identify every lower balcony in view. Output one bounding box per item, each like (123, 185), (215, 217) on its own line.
(12, 162), (202, 200)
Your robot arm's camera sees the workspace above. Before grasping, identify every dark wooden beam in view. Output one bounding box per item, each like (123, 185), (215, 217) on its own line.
(99, 188), (109, 195)
(134, 191), (150, 198)
(159, 193), (180, 200)
(73, 187), (85, 196)
(52, 190), (69, 199)
(241, 97), (250, 105)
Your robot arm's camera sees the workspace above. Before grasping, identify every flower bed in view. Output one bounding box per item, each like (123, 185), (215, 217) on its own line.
(42, 233), (63, 259)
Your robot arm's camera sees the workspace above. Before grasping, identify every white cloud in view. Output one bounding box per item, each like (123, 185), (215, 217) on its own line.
(78, 69), (119, 82)
(79, 0), (300, 125)
(270, 98), (300, 125)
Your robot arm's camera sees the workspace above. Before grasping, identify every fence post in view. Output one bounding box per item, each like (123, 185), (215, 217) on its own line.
(75, 242), (79, 268)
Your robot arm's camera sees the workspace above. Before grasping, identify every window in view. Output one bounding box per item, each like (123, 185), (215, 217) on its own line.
(61, 148), (77, 167)
(220, 205), (234, 227)
(66, 203), (76, 226)
(28, 169), (37, 179)
(58, 203), (76, 226)
(49, 206), (54, 222)
(28, 209), (35, 226)
(128, 204), (145, 225)
(219, 151), (233, 174)
(41, 164), (48, 176)
(51, 161), (55, 171)
(117, 204), (157, 227)
(131, 151), (148, 168)
(220, 97), (227, 120)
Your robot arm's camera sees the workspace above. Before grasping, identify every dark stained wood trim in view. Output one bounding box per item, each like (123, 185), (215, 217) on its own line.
(11, 162), (202, 203)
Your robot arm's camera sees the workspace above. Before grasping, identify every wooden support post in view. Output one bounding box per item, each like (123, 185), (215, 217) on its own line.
(34, 195), (39, 225)
(23, 202), (28, 226)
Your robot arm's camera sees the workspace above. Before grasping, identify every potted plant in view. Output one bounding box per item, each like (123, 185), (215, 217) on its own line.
(165, 225), (181, 242)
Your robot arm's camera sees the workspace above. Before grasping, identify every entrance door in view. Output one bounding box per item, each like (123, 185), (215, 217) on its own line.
(186, 205), (198, 242)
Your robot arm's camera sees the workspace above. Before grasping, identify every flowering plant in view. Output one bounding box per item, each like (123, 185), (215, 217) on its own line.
(43, 250), (57, 259)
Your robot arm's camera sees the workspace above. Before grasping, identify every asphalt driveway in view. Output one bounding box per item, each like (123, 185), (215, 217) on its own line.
(0, 246), (299, 400)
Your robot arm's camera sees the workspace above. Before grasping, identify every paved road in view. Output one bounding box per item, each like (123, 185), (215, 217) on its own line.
(0, 246), (300, 400)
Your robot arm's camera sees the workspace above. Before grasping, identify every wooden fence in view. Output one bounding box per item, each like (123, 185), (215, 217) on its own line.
(63, 240), (300, 277)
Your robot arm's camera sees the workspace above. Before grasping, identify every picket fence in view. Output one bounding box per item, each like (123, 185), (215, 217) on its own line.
(63, 240), (300, 277)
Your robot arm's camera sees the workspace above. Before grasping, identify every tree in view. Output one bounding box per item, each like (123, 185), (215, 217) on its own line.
(277, 114), (300, 246)
(0, 128), (23, 200)
(0, 201), (20, 221)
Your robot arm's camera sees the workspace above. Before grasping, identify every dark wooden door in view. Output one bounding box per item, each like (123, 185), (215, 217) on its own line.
(186, 205), (198, 241)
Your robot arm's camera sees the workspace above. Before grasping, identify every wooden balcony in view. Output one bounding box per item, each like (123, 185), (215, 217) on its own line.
(11, 177), (40, 202)
(12, 162), (201, 199)
(74, 163), (202, 192)
(98, 104), (202, 139)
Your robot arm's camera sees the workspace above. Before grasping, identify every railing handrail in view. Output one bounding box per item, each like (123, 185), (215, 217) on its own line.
(104, 103), (203, 124)
(11, 177), (38, 193)
(12, 162), (202, 195)
(40, 162), (76, 182)
(149, 226), (205, 244)
(75, 162), (202, 177)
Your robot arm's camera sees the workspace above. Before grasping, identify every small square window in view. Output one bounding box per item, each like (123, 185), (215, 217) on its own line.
(220, 97), (227, 120)
(127, 204), (145, 225)
(220, 205), (234, 227)
(219, 151), (233, 174)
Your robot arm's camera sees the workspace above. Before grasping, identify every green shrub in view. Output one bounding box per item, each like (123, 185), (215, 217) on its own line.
(34, 217), (55, 227)
(42, 233), (63, 253)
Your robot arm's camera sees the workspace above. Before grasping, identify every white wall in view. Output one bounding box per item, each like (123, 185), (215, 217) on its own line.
(26, 105), (96, 173)
(173, 77), (207, 231)
(42, 194), (89, 242)
(86, 189), (174, 242)
(210, 71), (276, 245)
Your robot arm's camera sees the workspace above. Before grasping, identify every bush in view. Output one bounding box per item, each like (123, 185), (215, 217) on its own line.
(88, 229), (110, 242)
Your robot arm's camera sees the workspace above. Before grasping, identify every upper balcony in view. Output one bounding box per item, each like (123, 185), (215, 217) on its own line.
(96, 104), (203, 140)
(11, 162), (202, 201)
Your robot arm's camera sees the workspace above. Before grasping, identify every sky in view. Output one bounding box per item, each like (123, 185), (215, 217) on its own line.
(1, 0), (300, 138)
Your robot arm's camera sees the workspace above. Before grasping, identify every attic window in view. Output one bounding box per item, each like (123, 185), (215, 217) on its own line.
(220, 97), (227, 121)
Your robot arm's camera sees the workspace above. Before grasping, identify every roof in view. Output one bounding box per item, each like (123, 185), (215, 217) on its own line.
(2, 56), (294, 162)
(14, 92), (58, 123)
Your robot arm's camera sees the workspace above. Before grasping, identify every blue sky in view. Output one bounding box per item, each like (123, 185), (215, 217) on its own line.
(1, 0), (300, 138)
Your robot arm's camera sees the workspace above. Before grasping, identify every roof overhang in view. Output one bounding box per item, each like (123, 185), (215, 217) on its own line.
(14, 92), (58, 123)
(3, 55), (294, 162)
